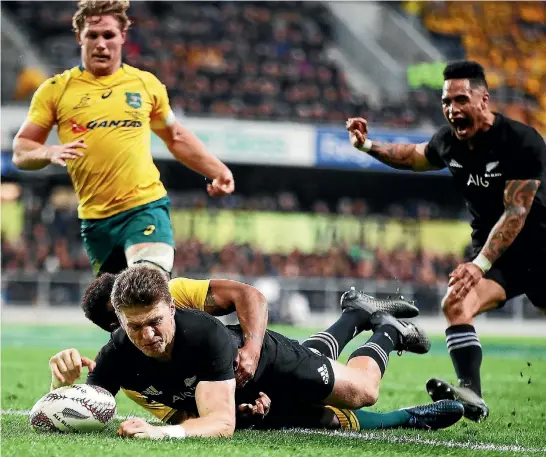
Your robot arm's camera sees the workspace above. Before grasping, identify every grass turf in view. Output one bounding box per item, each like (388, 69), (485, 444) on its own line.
(2, 324), (545, 457)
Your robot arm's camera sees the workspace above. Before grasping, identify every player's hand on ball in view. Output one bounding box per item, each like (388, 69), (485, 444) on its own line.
(49, 348), (96, 388)
(237, 392), (271, 420)
(235, 343), (260, 388)
(448, 262), (484, 300)
(118, 418), (165, 440)
(207, 169), (235, 197)
(346, 117), (369, 149)
(46, 140), (87, 167)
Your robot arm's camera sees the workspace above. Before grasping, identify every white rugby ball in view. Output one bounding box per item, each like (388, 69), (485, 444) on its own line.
(29, 384), (116, 433)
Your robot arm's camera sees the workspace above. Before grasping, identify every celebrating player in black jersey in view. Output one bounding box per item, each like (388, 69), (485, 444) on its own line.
(347, 61), (546, 422)
(47, 266), (441, 439)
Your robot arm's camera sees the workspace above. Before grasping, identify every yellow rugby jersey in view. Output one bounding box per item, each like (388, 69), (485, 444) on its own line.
(168, 277), (210, 311)
(122, 389), (177, 423)
(122, 389), (197, 424)
(26, 64), (172, 219)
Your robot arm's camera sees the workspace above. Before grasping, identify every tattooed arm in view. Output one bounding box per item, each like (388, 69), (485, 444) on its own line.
(346, 117), (441, 171)
(478, 179), (540, 264)
(448, 179), (541, 301)
(366, 142), (435, 171)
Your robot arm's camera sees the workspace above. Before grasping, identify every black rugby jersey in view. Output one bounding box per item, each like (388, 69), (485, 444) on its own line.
(425, 113), (546, 252)
(86, 308), (238, 417)
(86, 309), (335, 416)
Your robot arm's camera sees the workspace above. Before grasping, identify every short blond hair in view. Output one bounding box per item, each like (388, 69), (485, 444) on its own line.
(72, 0), (131, 34)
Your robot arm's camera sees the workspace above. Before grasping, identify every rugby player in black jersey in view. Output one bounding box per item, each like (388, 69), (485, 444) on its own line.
(47, 266), (463, 439)
(347, 61), (546, 422)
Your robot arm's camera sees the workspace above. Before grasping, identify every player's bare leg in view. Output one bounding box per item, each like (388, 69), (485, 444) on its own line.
(125, 242), (174, 278)
(324, 312), (430, 410)
(427, 278), (507, 422)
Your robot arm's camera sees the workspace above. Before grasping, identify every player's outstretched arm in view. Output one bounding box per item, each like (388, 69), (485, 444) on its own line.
(117, 379), (237, 439)
(153, 122), (235, 196)
(346, 117), (437, 171)
(13, 122), (87, 170)
(204, 279), (268, 387)
(49, 348), (96, 391)
(448, 179), (540, 299)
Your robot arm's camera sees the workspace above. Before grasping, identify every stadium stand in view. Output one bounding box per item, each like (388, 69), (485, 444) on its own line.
(399, 1), (546, 134)
(4, 0), (421, 128)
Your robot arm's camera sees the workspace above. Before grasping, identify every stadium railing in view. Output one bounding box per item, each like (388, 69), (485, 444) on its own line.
(1, 272), (538, 322)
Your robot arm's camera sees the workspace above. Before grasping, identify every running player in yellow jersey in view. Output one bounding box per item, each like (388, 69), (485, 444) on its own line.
(12, 0), (234, 277)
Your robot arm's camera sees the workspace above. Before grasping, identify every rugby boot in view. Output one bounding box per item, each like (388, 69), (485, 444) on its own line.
(340, 287), (419, 331)
(426, 378), (489, 422)
(370, 311), (431, 354)
(402, 400), (465, 430)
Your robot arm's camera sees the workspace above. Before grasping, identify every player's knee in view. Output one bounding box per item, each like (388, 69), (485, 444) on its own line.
(132, 261), (171, 279)
(441, 291), (476, 322)
(441, 292), (464, 318)
(344, 383), (379, 408)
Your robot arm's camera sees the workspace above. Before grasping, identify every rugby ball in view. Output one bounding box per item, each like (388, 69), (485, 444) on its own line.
(29, 384), (116, 433)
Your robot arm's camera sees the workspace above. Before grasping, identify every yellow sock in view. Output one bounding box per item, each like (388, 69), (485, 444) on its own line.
(325, 406), (360, 432)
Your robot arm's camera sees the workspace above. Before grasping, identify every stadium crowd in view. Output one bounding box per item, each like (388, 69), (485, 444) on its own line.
(398, 1), (546, 134)
(6, 0), (423, 128)
(2, 185), (463, 283)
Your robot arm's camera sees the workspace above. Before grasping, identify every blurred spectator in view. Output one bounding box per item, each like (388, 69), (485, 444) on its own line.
(14, 66), (48, 100)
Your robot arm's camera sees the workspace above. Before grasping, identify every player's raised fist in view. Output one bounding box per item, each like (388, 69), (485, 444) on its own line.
(346, 118), (368, 149)
(207, 169), (235, 197)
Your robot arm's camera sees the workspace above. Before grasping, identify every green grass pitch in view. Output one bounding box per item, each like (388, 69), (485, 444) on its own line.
(2, 324), (545, 457)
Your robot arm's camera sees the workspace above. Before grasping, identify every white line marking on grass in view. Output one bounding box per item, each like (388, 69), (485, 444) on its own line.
(287, 429), (546, 454)
(4, 410), (545, 454)
(1, 409), (161, 423)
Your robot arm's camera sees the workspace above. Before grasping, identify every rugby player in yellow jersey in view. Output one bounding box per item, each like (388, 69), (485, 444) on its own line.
(12, 0), (234, 277)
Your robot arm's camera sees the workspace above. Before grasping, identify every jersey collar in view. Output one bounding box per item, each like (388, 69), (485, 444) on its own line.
(78, 63), (125, 85)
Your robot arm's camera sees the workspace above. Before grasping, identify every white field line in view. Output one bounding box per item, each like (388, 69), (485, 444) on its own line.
(286, 429), (546, 454)
(3, 409), (546, 454)
(1, 409), (162, 423)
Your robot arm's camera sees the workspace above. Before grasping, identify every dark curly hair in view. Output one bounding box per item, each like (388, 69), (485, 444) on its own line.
(81, 273), (119, 332)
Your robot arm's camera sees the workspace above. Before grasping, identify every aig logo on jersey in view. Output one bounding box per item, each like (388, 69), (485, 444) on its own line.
(467, 174), (490, 188)
(467, 161), (502, 188)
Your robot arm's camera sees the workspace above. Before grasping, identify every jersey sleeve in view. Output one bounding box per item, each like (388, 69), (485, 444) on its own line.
(122, 389), (177, 423)
(424, 131), (447, 169)
(85, 340), (121, 396)
(168, 278), (210, 311)
(504, 127), (546, 181)
(26, 78), (58, 130)
(149, 74), (175, 130)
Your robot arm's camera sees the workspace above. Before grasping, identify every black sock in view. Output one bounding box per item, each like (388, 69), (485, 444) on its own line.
(302, 310), (369, 360)
(446, 324), (482, 397)
(347, 325), (398, 377)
